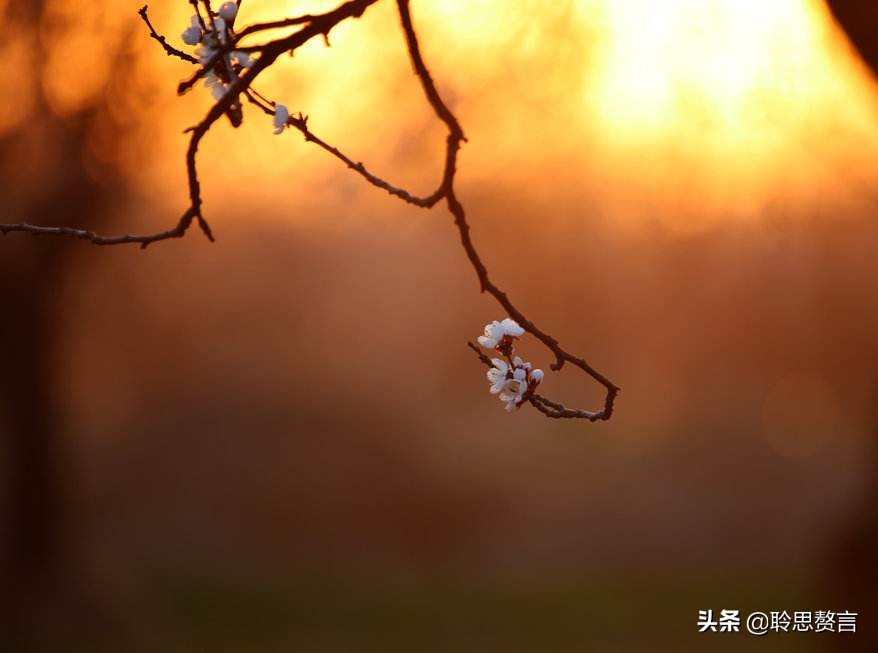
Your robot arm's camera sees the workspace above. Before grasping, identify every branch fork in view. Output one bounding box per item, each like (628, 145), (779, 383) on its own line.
(0, 0), (619, 423)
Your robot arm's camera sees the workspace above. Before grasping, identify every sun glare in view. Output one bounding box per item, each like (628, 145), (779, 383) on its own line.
(565, 0), (878, 223)
(589, 0), (818, 135)
(59, 0), (878, 226)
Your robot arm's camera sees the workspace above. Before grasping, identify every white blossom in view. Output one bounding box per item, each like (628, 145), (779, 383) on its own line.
(477, 317), (524, 349)
(486, 358), (509, 394)
(182, 16), (202, 45)
(513, 356), (531, 370)
(219, 2), (238, 22)
(501, 318), (525, 337)
(195, 45), (216, 66)
(499, 367), (528, 410)
(483, 352), (543, 412)
(201, 29), (220, 50)
(213, 16), (227, 38)
(273, 104), (289, 134)
(204, 72), (228, 100)
(231, 50), (254, 68)
(477, 321), (504, 349)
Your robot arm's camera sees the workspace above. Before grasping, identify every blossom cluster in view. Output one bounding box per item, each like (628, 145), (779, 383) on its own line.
(180, 5), (293, 135)
(478, 318), (543, 412)
(180, 3), (254, 101)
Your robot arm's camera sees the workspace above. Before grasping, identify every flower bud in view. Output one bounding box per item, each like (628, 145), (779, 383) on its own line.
(273, 104), (290, 134)
(219, 2), (238, 22)
(182, 25), (202, 45)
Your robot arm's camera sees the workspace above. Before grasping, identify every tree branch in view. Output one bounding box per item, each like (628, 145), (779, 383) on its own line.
(397, 0), (619, 421)
(1, 0), (378, 248)
(138, 5), (198, 64)
(0, 0), (620, 424)
(0, 209), (202, 249)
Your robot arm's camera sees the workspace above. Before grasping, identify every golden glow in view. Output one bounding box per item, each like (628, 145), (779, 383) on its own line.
(41, 0), (132, 116)
(0, 31), (36, 136)
(27, 0), (878, 227)
(578, 0), (878, 224)
(589, 0), (820, 139)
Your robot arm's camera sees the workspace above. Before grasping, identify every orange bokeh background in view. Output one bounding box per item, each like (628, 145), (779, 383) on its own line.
(2, 1), (878, 650)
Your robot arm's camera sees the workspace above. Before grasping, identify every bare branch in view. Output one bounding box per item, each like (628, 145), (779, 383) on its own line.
(2, 0), (620, 424)
(398, 0), (619, 421)
(189, 1), (209, 35)
(2, 0), (379, 248)
(529, 395), (602, 421)
(139, 5), (198, 64)
(234, 15), (318, 41)
(467, 343), (609, 422)
(0, 209), (204, 249)
(244, 90), (442, 208)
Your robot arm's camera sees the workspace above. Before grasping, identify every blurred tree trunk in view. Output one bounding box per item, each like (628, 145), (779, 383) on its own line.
(0, 2), (106, 643)
(0, 122), (103, 644)
(822, 3), (878, 649)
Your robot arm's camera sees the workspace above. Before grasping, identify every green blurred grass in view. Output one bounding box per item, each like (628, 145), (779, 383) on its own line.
(58, 569), (819, 653)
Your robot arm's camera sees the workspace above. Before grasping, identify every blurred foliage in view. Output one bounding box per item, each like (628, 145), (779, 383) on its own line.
(33, 570), (820, 653)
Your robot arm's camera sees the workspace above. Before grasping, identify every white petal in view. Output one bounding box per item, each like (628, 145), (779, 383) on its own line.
(182, 26), (202, 45)
(232, 51), (253, 67)
(273, 104), (289, 132)
(502, 378), (527, 401)
(531, 369), (544, 383)
(504, 401), (519, 412)
(195, 45), (215, 65)
(486, 368), (505, 386)
(478, 335), (497, 348)
(490, 358), (508, 372)
(500, 318), (524, 337)
(219, 2), (238, 22)
(513, 368), (527, 381)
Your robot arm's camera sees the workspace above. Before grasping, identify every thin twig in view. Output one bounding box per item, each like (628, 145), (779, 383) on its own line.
(397, 0), (618, 421)
(1, 0), (378, 248)
(0, 209), (203, 249)
(234, 15), (319, 40)
(1, 0), (620, 424)
(290, 114), (445, 207)
(138, 5), (198, 64)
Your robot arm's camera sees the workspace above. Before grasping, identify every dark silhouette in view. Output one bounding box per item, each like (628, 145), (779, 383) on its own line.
(824, 2), (878, 648)
(0, 2), (124, 645)
(827, 0), (878, 77)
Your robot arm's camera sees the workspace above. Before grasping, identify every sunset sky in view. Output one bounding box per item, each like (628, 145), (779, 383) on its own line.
(3, 1), (878, 650)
